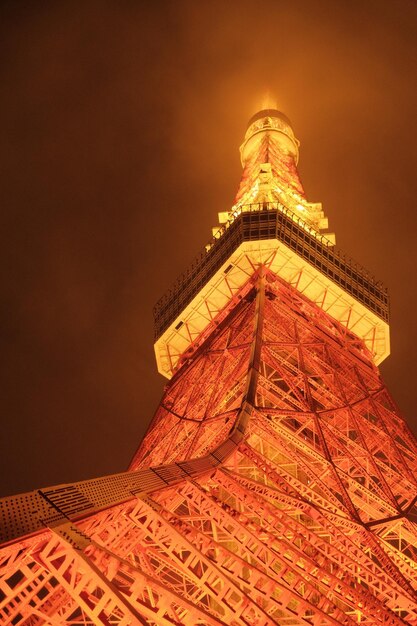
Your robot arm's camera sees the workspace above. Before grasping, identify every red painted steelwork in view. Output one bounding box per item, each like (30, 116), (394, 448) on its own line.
(1, 110), (416, 624)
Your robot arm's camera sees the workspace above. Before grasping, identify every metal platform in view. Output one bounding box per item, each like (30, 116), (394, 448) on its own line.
(154, 203), (389, 340)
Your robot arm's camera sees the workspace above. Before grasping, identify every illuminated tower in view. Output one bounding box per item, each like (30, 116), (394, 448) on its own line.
(2, 109), (417, 625)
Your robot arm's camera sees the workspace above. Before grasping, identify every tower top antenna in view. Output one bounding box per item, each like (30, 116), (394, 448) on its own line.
(240, 107), (299, 167)
(246, 108), (293, 131)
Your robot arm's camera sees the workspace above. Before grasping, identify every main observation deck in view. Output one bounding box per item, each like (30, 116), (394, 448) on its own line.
(154, 202), (389, 378)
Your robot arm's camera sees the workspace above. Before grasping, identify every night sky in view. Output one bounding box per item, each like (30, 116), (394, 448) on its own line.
(1, 1), (416, 497)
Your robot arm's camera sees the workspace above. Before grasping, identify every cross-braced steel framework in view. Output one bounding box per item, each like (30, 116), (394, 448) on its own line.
(1, 109), (417, 625)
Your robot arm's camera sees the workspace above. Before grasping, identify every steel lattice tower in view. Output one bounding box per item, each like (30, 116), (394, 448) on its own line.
(1, 109), (417, 625)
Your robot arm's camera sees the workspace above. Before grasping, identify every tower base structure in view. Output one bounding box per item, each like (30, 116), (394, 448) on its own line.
(2, 268), (417, 625)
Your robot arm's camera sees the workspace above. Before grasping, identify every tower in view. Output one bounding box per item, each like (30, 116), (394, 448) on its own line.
(1, 108), (417, 625)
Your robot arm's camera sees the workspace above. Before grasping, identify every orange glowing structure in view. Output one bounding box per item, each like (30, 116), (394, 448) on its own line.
(1, 109), (417, 625)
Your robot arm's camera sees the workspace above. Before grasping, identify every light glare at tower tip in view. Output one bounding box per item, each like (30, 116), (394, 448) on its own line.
(260, 90), (278, 112)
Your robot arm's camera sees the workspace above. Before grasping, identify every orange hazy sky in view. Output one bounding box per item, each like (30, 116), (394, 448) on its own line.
(0, 0), (416, 496)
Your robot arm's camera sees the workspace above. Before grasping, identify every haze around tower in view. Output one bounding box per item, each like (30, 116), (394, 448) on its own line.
(0, 0), (416, 497)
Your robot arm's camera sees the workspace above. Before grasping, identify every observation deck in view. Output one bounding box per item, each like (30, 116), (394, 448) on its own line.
(154, 202), (390, 378)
